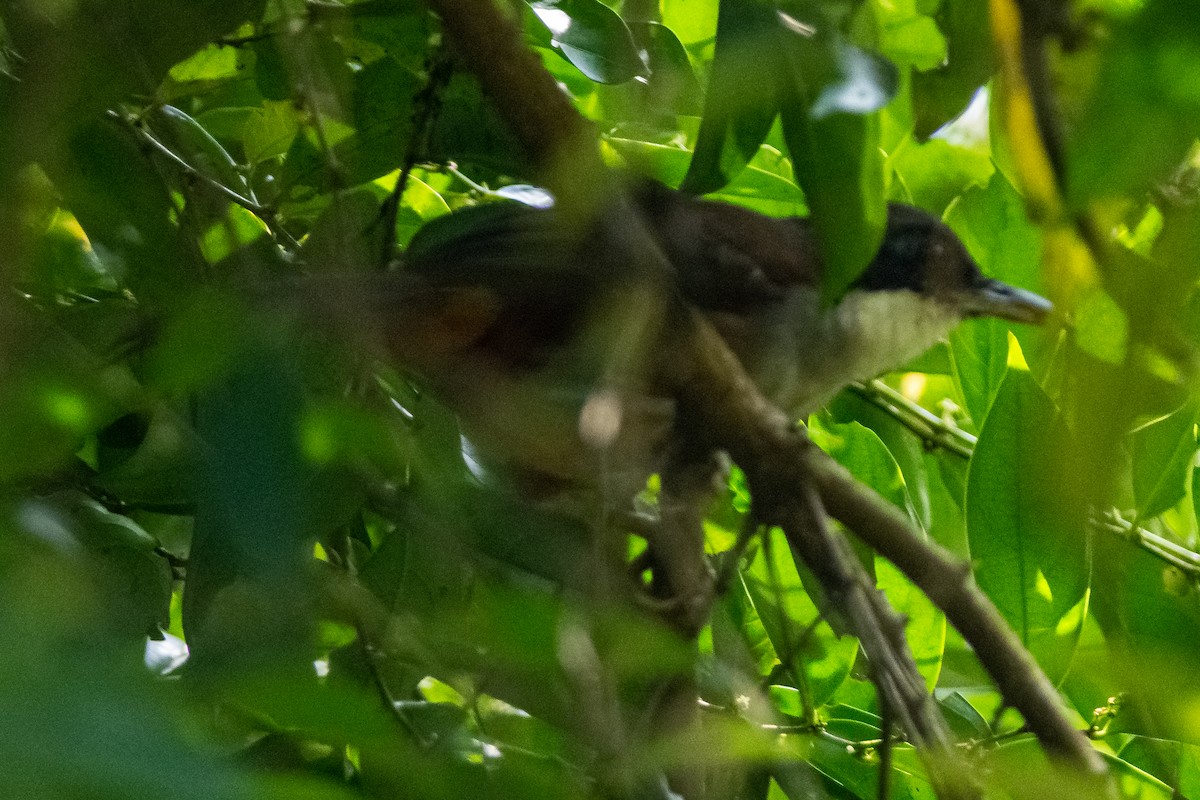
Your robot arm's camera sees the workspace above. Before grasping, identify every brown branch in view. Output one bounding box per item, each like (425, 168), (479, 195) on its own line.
(783, 481), (975, 799)
(807, 454), (1110, 778)
(660, 314), (975, 798)
(423, 0), (607, 205)
(658, 312), (1111, 788)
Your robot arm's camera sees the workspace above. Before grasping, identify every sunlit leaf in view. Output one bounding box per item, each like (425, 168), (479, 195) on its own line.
(873, 0), (947, 72)
(966, 367), (1088, 680)
(528, 0), (644, 84)
(1132, 403), (1198, 520)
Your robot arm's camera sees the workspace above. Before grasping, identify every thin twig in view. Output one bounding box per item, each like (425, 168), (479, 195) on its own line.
(1093, 512), (1200, 579)
(850, 380), (976, 459)
(853, 381), (1200, 580)
(113, 109), (303, 252)
(380, 49), (455, 265)
(118, 112), (265, 214)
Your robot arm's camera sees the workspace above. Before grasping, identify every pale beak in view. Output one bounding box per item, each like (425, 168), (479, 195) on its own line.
(958, 278), (1053, 324)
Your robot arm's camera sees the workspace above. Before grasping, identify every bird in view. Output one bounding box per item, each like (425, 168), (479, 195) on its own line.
(314, 179), (1051, 501)
(631, 181), (1051, 416)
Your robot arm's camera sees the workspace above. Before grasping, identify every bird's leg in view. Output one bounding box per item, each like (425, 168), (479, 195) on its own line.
(639, 441), (722, 638)
(624, 439), (722, 800)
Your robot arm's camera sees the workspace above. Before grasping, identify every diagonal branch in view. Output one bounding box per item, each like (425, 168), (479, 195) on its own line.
(660, 313), (974, 798)
(656, 310), (1108, 781)
(807, 452), (1108, 777)
(418, 0), (1111, 792)
(783, 478), (974, 799)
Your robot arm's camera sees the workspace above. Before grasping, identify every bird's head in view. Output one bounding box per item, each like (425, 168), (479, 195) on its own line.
(746, 202), (1055, 416)
(852, 203), (1052, 325)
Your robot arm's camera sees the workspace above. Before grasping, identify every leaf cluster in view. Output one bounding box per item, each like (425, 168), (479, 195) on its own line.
(2, 0), (1200, 798)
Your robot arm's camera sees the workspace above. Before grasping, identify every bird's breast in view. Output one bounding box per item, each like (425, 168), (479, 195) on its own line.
(710, 288), (963, 418)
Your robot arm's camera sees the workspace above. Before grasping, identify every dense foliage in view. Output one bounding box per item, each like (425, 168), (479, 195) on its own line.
(1, 0), (1200, 798)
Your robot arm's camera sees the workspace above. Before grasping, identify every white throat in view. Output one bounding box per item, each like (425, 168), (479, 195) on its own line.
(737, 288), (962, 417)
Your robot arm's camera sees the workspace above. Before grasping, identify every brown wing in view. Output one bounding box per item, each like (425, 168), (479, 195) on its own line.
(306, 184), (824, 372)
(632, 183), (823, 313)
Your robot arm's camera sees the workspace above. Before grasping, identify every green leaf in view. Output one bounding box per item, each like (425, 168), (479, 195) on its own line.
(345, 0), (432, 72)
(394, 174), (452, 247)
(945, 172), (1047, 421)
(1132, 403), (1199, 520)
(661, 0), (719, 46)
(168, 43), (246, 83)
(198, 204), (269, 263)
(1068, 0), (1200, 204)
(0, 0), (268, 179)
(928, 451), (970, 557)
(1184, 743), (1200, 797)
(770, 760), (827, 799)
(680, 0), (780, 195)
(873, 0), (947, 72)
(966, 368), (1088, 680)
(251, 37), (294, 101)
(23, 490), (172, 639)
(777, 10), (893, 304)
(94, 410), (200, 508)
(910, 0), (994, 138)
(718, 575), (779, 677)
(818, 420), (918, 524)
(741, 530), (859, 708)
(781, 90), (887, 306)
(345, 56), (418, 185)
(806, 717), (934, 798)
(815, 419), (945, 686)
(829, 390), (933, 530)
(24, 209), (118, 297)
(0, 595), (254, 800)
(889, 136), (995, 215)
(608, 135), (806, 217)
(1089, 505), (1200, 744)
(0, 301), (140, 482)
(1116, 738), (1200, 791)
(528, 0), (645, 84)
(426, 72), (530, 177)
(988, 739), (1172, 799)
(195, 106), (257, 144)
(280, 56), (419, 190)
(878, 557), (946, 688)
(628, 21), (704, 115)
(1074, 286), (1130, 365)
(184, 354), (321, 676)
(243, 101), (301, 163)
(945, 167), (1044, 294)
(49, 117), (195, 304)
(937, 691), (991, 739)
(947, 320), (1008, 428)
